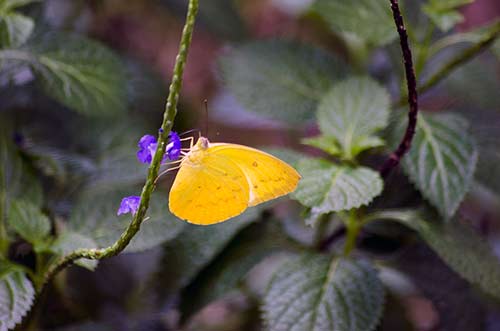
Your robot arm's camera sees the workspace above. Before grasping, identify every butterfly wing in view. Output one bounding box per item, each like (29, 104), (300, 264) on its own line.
(169, 152), (250, 225)
(209, 144), (301, 207)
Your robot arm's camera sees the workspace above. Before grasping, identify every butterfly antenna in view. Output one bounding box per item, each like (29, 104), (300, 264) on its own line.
(179, 129), (201, 137)
(203, 99), (209, 138)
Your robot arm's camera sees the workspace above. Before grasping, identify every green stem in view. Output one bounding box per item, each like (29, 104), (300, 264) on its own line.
(343, 210), (360, 256)
(39, 0), (199, 292)
(395, 20), (500, 107)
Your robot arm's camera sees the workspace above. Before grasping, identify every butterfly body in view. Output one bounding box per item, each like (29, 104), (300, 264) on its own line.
(169, 137), (300, 225)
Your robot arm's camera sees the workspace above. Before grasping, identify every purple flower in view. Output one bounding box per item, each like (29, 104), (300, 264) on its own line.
(136, 132), (181, 164)
(166, 131), (181, 160)
(117, 196), (140, 216)
(137, 135), (157, 164)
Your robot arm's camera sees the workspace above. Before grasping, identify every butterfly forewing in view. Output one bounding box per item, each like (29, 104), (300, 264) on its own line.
(209, 144), (301, 207)
(169, 152), (250, 225)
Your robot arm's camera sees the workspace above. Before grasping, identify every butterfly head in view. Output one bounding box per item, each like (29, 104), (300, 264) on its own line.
(195, 136), (210, 150)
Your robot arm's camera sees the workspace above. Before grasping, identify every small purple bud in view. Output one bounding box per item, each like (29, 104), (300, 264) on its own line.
(137, 135), (157, 164)
(159, 128), (164, 134)
(166, 132), (181, 160)
(117, 196), (141, 216)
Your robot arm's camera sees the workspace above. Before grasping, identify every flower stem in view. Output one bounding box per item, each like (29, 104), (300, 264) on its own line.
(40, 0), (199, 292)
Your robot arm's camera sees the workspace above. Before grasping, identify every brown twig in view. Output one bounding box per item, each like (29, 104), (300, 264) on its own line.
(379, 0), (418, 178)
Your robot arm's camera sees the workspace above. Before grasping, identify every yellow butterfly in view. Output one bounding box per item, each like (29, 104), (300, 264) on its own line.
(169, 136), (301, 225)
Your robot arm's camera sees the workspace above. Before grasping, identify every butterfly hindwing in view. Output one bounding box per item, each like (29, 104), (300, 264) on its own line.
(209, 144), (301, 207)
(169, 152), (250, 225)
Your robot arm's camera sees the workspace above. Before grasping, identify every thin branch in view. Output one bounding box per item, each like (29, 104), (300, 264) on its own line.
(419, 20), (500, 96)
(379, 0), (418, 178)
(40, 0), (199, 291)
(395, 20), (500, 107)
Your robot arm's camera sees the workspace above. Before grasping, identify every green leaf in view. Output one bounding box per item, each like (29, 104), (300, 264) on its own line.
(155, 206), (262, 296)
(302, 136), (342, 157)
(180, 221), (294, 320)
(219, 40), (348, 123)
(317, 77), (390, 160)
(423, 0), (474, 31)
(69, 190), (185, 253)
(0, 266), (35, 331)
(391, 112), (478, 219)
(293, 158), (383, 218)
(263, 254), (384, 331)
(0, 12), (33, 48)
(0, 0), (40, 10)
(7, 200), (50, 246)
(380, 210), (500, 300)
(311, 0), (397, 46)
(0, 134), (43, 214)
(25, 31), (128, 115)
(50, 232), (98, 271)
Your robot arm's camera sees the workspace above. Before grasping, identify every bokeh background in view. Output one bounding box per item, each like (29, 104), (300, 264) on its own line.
(1, 0), (499, 330)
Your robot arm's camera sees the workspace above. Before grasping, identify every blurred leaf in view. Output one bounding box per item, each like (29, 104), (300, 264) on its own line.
(197, 0), (246, 40)
(316, 77), (390, 159)
(263, 254), (384, 331)
(395, 243), (485, 331)
(0, 265), (35, 331)
(156, 206), (262, 296)
(69, 189), (185, 253)
(311, 0), (397, 46)
(219, 40), (348, 123)
(161, 0), (246, 40)
(380, 210), (500, 300)
(0, 135), (43, 214)
(0, 12), (33, 48)
(7, 199), (50, 247)
(293, 158), (383, 223)
(180, 220), (295, 320)
(423, 0), (474, 31)
(24, 31), (128, 115)
(391, 112), (478, 219)
(50, 231), (98, 271)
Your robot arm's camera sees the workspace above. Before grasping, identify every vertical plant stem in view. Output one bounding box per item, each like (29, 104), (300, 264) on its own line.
(40, 0), (199, 291)
(343, 211), (360, 256)
(379, 0), (419, 178)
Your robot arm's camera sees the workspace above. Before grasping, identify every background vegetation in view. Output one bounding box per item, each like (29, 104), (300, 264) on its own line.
(0, 0), (499, 330)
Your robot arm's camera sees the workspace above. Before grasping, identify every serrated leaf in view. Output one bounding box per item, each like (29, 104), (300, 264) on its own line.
(382, 210), (500, 300)
(7, 199), (50, 246)
(392, 112), (478, 219)
(219, 40), (348, 123)
(50, 232), (98, 271)
(0, 267), (35, 331)
(156, 206), (262, 296)
(24, 31), (128, 115)
(69, 189), (185, 253)
(180, 221), (294, 320)
(0, 12), (33, 47)
(263, 254), (384, 331)
(292, 158), (383, 217)
(317, 77), (390, 160)
(311, 0), (397, 46)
